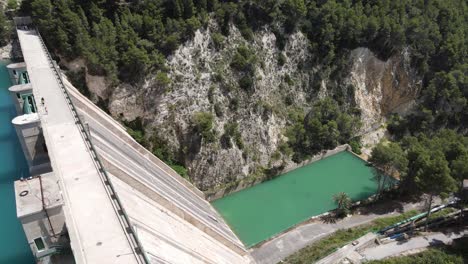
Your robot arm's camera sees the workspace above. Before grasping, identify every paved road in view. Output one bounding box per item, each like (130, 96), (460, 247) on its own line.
(251, 200), (431, 264)
(362, 230), (468, 260)
(316, 233), (376, 264)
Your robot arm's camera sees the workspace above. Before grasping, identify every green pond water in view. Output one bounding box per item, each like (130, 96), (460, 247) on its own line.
(0, 61), (35, 263)
(212, 151), (380, 247)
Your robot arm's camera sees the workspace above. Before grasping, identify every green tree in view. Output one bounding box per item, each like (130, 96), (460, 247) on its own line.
(7, 0), (18, 10)
(286, 97), (361, 162)
(282, 0), (306, 31)
(119, 45), (150, 83)
(333, 192), (352, 217)
(31, 0), (55, 40)
(0, 10), (9, 46)
(369, 142), (408, 198)
(451, 153), (468, 192)
(413, 151), (457, 230)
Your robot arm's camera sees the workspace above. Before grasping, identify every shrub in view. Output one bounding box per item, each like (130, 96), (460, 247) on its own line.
(155, 71), (171, 87)
(284, 73), (294, 86)
(349, 140), (362, 155)
(239, 74), (254, 91)
(211, 32), (225, 50)
(223, 122), (244, 149)
(230, 45), (256, 72)
(278, 53), (287, 66)
(193, 112), (215, 142)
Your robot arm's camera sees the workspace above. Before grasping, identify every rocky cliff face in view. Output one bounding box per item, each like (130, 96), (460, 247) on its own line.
(349, 48), (420, 155)
(350, 47), (420, 132)
(82, 23), (420, 194)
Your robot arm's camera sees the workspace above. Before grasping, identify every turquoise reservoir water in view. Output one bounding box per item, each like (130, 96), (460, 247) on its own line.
(213, 151), (381, 247)
(0, 61), (35, 263)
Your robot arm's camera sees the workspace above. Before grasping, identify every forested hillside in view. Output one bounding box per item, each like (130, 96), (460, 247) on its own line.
(20, 0), (466, 85)
(16, 0), (468, 194)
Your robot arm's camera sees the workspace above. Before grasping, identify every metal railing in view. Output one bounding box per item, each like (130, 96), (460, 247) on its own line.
(21, 24), (149, 264)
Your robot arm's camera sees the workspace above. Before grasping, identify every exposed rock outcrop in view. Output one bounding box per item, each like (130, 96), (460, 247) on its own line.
(350, 48), (421, 155)
(74, 23), (420, 194)
(350, 47), (420, 132)
(0, 42), (11, 59)
(110, 24), (315, 192)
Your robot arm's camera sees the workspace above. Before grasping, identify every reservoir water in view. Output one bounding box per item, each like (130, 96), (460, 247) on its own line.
(213, 151), (382, 247)
(0, 61), (35, 263)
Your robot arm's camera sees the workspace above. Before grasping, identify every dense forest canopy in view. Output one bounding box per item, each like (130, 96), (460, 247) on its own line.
(19, 0), (466, 83)
(13, 0), (468, 185)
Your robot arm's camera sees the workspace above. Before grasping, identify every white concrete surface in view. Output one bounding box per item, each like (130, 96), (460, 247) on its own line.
(17, 29), (139, 264)
(64, 74), (250, 261)
(111, 175), (252, 264)
(8, 83), (32, 92)
(15, 173), (67, 257)
(15, 173), (62, 218)
(12, 113), (39, 125)
(64, 78), (246, 254)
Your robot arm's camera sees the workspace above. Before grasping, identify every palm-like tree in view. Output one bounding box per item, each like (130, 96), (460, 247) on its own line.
(333, 192), (352, 217)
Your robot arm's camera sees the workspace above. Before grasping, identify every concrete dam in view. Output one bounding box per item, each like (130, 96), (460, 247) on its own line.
(9, 17), (251, 264)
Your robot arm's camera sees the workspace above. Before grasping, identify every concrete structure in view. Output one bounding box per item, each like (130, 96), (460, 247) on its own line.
(65, 78), (248, 262)
(14, 173), (69, 260)
(11, 17), (250, 264)
(6, 61), (51, 176)
(7, 61), (29, 85)
(10, 113), (51, 175)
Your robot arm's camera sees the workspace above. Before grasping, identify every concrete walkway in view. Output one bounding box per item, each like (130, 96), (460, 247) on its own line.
(250, 200), (430, 264)
(362, 230), (468, 261)
(18, 28), (140, 264)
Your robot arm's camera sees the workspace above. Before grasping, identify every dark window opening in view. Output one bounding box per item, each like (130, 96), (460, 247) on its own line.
(33, 237), (45, 251)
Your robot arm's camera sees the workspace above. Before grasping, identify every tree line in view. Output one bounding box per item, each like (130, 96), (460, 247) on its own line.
(13, 0), (467, 184)
(18, 0), (466, 84)
(369, 130), (467, 224)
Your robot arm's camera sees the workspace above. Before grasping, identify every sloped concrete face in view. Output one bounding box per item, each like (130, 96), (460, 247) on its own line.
(64, 76), (251, 263)
(110, 175), (252, 264)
